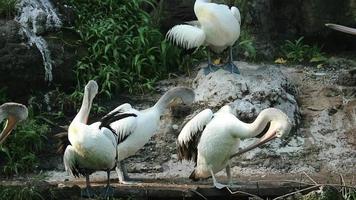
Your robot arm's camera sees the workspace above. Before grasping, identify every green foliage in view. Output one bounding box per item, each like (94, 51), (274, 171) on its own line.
(66, 0), (189, 96)
(0, 186), (44, 200)
(0, 0), (17, 18)
(238, 29), (256, 60)
(342, 187), (356, 200)
(0, 106), (48, 176)
(281, 37), (327, 64)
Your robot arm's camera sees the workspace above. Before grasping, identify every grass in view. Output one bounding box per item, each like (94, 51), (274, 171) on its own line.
(0, 186), (44, 200)
(64, 0), (199, 96)
(0, 0), (17, 18)
(279, 37), (327, 65)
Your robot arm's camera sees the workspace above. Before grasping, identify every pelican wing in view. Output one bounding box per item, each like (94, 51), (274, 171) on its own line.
(107, 103), (132, 115)
(230, 7), (241, 25)
(166, 24), (206, 49)
(101, 110), (138, 144)
(64, 145), (94, 177)
(177, 109), (214, 162)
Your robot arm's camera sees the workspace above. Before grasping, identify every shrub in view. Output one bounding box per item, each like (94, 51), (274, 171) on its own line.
(280, 37), (327, 64)
(0, 0), (17, 18)
(66, 0), (192, 96)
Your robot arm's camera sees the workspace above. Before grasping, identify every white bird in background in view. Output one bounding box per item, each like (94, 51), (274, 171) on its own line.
(0, 103), (28, 145)
(100, 87), (195, 184)
(325, 23), (356, 35)
(177, 105), (291, 189)
(166, 0), (241, 74)
(63, 80), (136, 198)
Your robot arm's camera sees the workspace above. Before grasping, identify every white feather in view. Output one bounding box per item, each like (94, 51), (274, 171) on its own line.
(166, 25), (206, 49)
(178, 109), (213, 145)
(230, 6), (241, 25)
(107, 103), (132, 115)
(109, 109), (138, 140)
(63, 145), (76, 175)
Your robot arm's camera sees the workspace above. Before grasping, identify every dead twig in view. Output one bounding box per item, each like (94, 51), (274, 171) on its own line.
(225, 187), (264, 200)
(37, 116), (68, 131)
(303, 171), (318, 185)
(273, 185), (321, 200)
(189, 189), (208, 200)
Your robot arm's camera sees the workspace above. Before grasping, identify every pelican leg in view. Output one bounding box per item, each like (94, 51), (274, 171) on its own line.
(116, 161), (138, 184)
(223, 46), (240, 74)
(210, 169), (226, 189)
(226, 162), (233, 186)
(81, 173), (96, 198)
(101, 170), (114, 198)
(204, 49), (219, 75)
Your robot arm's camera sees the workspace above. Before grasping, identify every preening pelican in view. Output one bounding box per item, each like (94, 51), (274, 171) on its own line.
(100, 87), (195, 184)
(325, 23), (356, 35)
(177, 105), (291, 189)
(166, 0), (241, 74)
(0, 103), (28, 144)
(63, 80), (136, 197)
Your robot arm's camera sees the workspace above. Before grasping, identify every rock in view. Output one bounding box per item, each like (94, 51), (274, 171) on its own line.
(0, 0), (78, 100)
(193, 61), (300, 127)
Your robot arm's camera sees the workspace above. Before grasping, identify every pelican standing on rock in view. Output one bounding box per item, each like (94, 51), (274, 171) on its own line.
(0, 103), (28, 144)
(177, 105), (291, 189)
(325, 23), (356, 35)
(63, 80), (135, 198)
(100, 87), (195, 184)
(166, 0), (241, 74)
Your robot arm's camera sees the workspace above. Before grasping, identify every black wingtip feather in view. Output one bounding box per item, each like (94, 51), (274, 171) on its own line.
(54, 132), (70, 155)
(99, 111), (137, 130)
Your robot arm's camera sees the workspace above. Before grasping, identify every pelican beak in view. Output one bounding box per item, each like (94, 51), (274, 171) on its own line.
(232, 129), (278, 158)
(325, 24), (356, 35)
(0, 116), (17, 144)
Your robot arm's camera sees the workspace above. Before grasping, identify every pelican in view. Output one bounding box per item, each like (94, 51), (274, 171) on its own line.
(0, 103), (28, 144)
(325, 24), (356, 35)
(177, 105), (291, 189)
(166, 0), (241, 74)
(63, 80), (136, 197)
(100, 87), (195, 184)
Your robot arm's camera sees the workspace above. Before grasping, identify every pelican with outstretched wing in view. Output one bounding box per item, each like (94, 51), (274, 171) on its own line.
(167, 0), (241, 74)
(101, 87), (195, 184)
(177, 105), (291, 189)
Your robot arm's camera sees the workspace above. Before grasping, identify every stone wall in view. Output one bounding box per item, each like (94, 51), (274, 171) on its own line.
(0, 2), (77, 100)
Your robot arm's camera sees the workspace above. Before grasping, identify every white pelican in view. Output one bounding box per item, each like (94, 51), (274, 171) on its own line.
(63, 80), (136, 197)
(177, 105), (291, 189)
(0, 103), (28, 144)
(325, 24), (356, 35)
(166, 0), (241, 74)
(100, 87), (195, 184)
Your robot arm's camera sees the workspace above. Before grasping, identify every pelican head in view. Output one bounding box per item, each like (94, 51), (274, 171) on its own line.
(232, 108), (292, 157)
(325, 23), (356, 35)
(0, 103), (28, 144)
(85, 80), (99, 102)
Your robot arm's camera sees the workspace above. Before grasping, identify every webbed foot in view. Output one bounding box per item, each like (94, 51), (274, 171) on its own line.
(213, 182), (227, 189)
(223, 62), (240, 74)
(101, 185), (114, 199)
(81, 187), (96, 198)
(204, 64), (220, 75)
